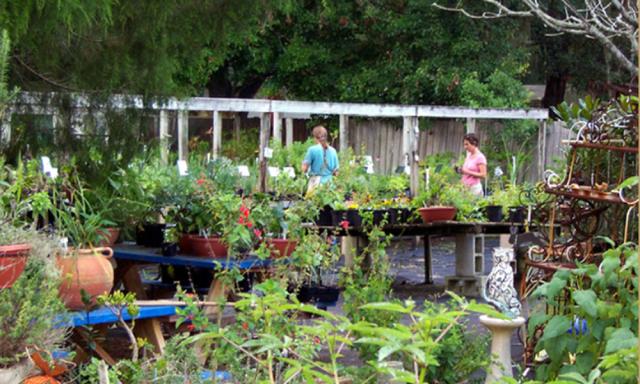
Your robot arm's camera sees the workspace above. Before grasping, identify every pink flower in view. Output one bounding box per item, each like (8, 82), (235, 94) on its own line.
(253, 229), (262, 238)
(246, 221), (253, 229)
(339, 220), (349, 230)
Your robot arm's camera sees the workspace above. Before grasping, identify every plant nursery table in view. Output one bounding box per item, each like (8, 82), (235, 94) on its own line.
(112, 244), (275, 317)
(60, 301), (180, 364)
(316, 221), (524, 296)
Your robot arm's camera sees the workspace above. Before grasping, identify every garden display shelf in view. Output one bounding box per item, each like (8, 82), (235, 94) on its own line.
(113, 244), (280, 318)
(543, 186), (626, 204)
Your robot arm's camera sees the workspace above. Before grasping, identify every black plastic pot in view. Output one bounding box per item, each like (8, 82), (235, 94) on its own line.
(315, 206), (334, 227)
(161, 242), (178, 257)
(372, 209), (389, 226)
(136, 223), (166, 247)
(508, 206), (527, 223)
(485, 205), (504, 222)
(345, 209), (362, 228)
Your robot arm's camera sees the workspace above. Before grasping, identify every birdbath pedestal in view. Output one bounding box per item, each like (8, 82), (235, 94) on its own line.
(479, 315), (525, 384)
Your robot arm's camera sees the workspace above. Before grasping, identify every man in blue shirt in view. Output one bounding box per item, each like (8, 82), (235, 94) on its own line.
(302, 125), (339, 193)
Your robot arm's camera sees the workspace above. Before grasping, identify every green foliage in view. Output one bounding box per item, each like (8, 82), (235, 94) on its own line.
(350, 295), (497, 383)
(0, 29), (17, 121)
(529, 243), (638, 383)
(0, 232), (67, 367)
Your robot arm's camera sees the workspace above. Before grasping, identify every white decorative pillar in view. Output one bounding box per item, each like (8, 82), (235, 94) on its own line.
(339, 114), (349, 152)
(159, 110), (169, 164)
(466, 117), (476, 134)
(212, 110), (222, 159)
(177, 110), (188, 161)
(285, 118), (294, 147)
(272, 111), (282, 143)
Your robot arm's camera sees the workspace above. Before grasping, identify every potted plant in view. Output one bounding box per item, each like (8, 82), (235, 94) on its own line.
(413, 176), (458, 223)
(0, 225), (31, 288)
(52, 185), (115, 310)
(0, 227), (67, 383)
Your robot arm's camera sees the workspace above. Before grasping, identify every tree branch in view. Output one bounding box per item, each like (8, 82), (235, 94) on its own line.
(432, 0), (638, 75)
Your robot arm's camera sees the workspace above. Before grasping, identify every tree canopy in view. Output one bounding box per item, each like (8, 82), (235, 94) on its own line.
(2, 0), (291, 97)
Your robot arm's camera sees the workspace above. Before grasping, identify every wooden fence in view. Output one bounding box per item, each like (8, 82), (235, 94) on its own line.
(347, 118), (572, 182)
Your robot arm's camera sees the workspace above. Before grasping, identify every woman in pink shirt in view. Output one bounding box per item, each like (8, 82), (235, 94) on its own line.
(457, 133), (487, 196)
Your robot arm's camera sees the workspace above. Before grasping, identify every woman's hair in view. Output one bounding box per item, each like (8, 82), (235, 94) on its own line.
(312, 125), (329, 149)
(463, 133), (479, 147)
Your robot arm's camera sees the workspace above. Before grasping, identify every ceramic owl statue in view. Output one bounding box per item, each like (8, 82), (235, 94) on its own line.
(483, 247), (521, 318)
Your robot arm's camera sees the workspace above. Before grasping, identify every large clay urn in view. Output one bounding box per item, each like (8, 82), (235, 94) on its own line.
(58, 247), (114, 310)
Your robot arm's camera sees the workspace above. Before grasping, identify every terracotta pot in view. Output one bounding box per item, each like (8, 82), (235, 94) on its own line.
(57, 247), (114, 310)
(97, 227), (120, 247)
(179, 233), (197, 254)
(266, 238), (298, 258)
(191, 236), (228, 258)
(0, 243), (31, 288)
(417, 206), (457, 223)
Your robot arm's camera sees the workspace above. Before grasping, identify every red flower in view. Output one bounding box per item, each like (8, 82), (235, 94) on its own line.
(243, 209), (250, 218)
(242, 322), (249, 330)
(238, 216), (245, 224)
(313, 336), (321, 345)
(186, 324), (195, 332)
(339, 220), (349, 230)
(196, 178), (205, 185)
(253, 229), (262, 238)
(246, 221), (253, 229)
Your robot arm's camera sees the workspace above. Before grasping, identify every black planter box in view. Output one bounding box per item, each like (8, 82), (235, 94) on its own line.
(298, 285), (341, 304)
(136, 223), (166, 247)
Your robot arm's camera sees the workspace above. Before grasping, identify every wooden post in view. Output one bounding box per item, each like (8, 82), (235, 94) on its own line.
(466, 117), (476, 134)
(538, 120), (547, 180)
(272, 111), (282, 143)
(159, 110), (169, 164)
(177, 110), (188, 161)
(233, 112), (241, 142)
(285, 117), (294, 147)
(409, 116), (420, 196)
(339, 114), (349, 152)
(257, 113), (271, 193)
(212, 110), (222, 159)
(402, 116), (412, 170)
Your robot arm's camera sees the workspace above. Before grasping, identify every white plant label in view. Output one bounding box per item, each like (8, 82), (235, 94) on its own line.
(237, 165), (250, 177)
(263, 147), (273, 159)
(176, 160), (188, 176)
(282, 166), (295, 178)
(268, 166), (281, 177)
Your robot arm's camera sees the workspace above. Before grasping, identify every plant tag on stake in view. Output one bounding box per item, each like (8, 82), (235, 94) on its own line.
(263, 147), (273, 159)
(41, 156), (58, 179)
(176, 160), (188, 176)
(268, 166), (280, 177)
(363, 155), (374, 174)
(237, 165), (250, 177)
(282, 167), (295, 178)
